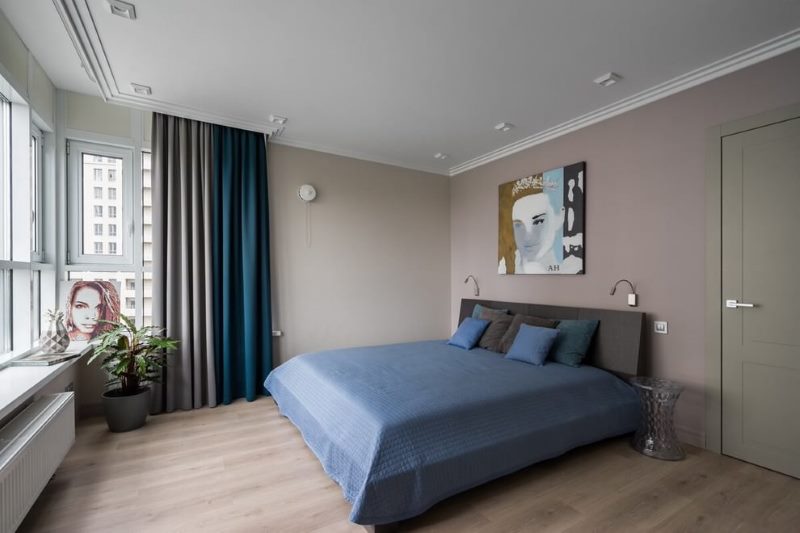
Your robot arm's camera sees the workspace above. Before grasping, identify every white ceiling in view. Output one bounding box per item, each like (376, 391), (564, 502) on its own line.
(2, 0), (800, 174)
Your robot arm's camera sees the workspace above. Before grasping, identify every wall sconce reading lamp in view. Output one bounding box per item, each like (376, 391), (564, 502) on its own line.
(610, 279), (638, 307)
(464, 275), (480, 297)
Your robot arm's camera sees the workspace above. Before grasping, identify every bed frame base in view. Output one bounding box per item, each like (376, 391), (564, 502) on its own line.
(363, 522), (399, 532)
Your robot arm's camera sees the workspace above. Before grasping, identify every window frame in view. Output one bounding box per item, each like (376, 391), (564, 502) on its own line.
(0, 88), (56, 365)
(64, 131), (149, 327)
(30, 125), (44, 262)
(66, 140), (135, 266)
(0, 94), (10, 262)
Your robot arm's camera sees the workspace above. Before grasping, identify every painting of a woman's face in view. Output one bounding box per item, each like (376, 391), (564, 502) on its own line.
(497, 162), (585, 275)
(512, 193), (554, 262)
(71, 286), (102, 334)
(64, 280), (120, 341)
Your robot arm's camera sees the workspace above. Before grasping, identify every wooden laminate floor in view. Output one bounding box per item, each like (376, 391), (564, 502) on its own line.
(20, 398), (799, 533)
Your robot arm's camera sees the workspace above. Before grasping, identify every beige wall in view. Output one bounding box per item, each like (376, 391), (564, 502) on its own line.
(66, 92), (133, 138)
(449, 49), (800, 446)
(0, 8), (55, 128)
(269, 144), (451, 364)
(63, 91), (154, 142)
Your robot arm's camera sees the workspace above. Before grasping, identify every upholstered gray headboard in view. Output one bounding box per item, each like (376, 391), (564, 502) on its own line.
(459, 299), (645, 377)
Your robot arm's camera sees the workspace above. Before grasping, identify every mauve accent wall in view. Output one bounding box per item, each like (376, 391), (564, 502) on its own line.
(449, 49), (800, 446)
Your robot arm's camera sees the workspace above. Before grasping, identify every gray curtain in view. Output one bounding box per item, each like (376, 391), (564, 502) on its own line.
(150, 113), (217, 411)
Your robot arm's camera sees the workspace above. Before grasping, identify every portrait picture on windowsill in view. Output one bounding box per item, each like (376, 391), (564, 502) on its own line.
(62, 280), (121, 342)
(498, 162), (585, 275)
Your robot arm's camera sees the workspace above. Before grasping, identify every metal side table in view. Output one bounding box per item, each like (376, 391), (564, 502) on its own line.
(630, 377), (685, 461)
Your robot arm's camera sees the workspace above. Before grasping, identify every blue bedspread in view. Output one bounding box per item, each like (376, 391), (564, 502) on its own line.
(264, 340), (638, 525)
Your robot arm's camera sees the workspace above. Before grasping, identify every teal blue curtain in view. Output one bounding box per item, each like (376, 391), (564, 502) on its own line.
(212, 125), (272, 404)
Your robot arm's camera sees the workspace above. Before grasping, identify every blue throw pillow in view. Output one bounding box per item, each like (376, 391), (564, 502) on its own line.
(471, 304), (508, 319)
(550, 319), (599, 366)
(505, 324), (560, 365)
(448, 318), (490, 350)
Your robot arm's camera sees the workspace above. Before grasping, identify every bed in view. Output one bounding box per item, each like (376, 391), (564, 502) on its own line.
(264, 299), (645, 530)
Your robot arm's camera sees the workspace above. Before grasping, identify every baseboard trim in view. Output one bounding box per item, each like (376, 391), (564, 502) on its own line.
(676, 424), (705, 448)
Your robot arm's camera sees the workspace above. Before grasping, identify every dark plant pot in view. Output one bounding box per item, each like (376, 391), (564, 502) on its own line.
(102, 387), (151, 433)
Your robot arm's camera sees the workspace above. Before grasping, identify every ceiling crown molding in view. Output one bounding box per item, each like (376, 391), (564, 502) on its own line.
(272, 136), (449, 176)
(448, 27), (800, 176)
(52, 0), (285, 136)
(51, 0), (800, 172)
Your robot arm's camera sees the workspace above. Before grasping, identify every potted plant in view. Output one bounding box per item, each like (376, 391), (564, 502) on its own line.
(88, 315), (178, 432)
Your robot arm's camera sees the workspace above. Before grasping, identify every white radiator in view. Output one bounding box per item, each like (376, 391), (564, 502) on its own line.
(0, 393), (75, 533)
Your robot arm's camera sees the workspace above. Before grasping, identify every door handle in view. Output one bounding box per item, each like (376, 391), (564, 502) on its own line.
(725, 299), (755, 309)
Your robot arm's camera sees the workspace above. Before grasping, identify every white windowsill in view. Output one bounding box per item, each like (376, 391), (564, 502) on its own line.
(0, 346), (34, 370)
(0, 346), (91, 423)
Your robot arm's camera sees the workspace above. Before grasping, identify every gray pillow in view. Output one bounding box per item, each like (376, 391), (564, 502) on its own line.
(478, 313), (514, 352)
(477, 306), (509, 323)
(499, 314), (559, 353)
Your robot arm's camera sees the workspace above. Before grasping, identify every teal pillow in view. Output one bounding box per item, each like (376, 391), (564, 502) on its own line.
(471, 304), (508, 319)
(549, 320), (599, 366)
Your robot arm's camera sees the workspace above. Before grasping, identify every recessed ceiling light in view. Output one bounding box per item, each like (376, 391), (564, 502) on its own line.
(494, 122), (514, 133)
(434, 152), (448, 160)
(269, 115), (288, 125)
(107, 0), (136, 20)
(130, 82), (151, 96)
(593, 72), (622, 87)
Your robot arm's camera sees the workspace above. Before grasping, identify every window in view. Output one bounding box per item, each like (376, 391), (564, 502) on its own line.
(143, 270), (152, 326)
(0, 92), (56, 365)
(0, 96), (10, 262)
(0, 271), (10, 355)
(94, 168), (102, 182)
(142, 152), (152, 325)
(142, 151), (152, 269)
(66, 144), (150, 327)
(30, 127), (44, 261)
(31, 270), (41, 340)
(94, 224), (103, 236)
(67, 141), (131, 265)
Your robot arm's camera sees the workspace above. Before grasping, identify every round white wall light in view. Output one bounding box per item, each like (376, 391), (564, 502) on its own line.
(298, 184), (317, 202)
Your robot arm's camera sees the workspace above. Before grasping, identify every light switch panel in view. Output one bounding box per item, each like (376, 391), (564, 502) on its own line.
(654, 321), (668, 334)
